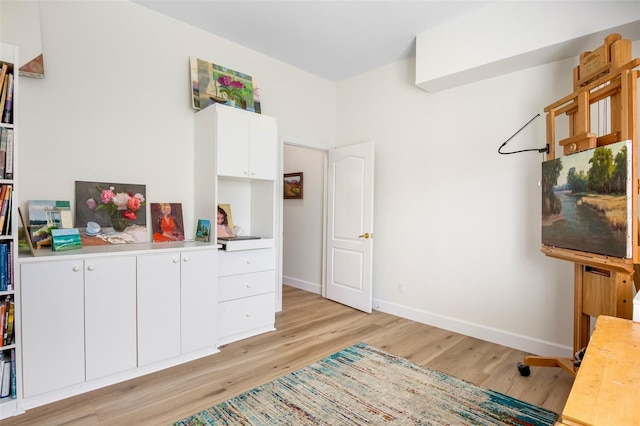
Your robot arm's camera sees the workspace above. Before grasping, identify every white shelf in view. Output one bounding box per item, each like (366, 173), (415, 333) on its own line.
(0, 42), (18, 419)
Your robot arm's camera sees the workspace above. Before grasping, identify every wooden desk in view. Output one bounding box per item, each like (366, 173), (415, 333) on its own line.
(561, 316), (640, 425)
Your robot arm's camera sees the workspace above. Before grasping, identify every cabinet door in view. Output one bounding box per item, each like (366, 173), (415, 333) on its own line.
(21, 261), (85, 398)
(85, 256), (137, 381)
(216, 109), (250, 178)
(137, 252), (181, 366)
(249, 115), (277, 180)
(180, 249), (217, 353)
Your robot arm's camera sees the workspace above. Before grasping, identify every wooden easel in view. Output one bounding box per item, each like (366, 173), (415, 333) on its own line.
(522, 34), (640, 377)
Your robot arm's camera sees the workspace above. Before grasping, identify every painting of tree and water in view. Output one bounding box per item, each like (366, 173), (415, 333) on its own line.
(541, 140), (632, 258)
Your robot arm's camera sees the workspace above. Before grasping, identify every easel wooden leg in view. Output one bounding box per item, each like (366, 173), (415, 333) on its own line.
(519, 264), (634, 377)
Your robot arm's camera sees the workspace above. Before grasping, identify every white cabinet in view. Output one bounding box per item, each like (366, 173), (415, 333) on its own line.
(194, 104), (279, 347)
(218, 249), (275, 345)
(180, 249), (218, 353)
(21, 260), (85, 398)
(84, 257), (137, 381)
(136, 252), (181, 366)
(21, 256), (137, 398)
(215, 104), (277, 180)
(18, 242), (218, 410)
(194, 104), (278, 242)
(137, 248), (217, 366)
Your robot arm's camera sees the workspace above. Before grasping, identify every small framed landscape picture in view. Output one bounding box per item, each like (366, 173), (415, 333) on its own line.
(195, 219), (211, 242)
(284, 172), (303, 199)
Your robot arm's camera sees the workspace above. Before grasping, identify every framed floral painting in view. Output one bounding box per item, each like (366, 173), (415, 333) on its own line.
(190, 56), (261, 113)
(75, 181), (147, 236)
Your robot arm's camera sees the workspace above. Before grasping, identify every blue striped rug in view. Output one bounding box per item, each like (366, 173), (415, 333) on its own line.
(173, 342), (557, 425)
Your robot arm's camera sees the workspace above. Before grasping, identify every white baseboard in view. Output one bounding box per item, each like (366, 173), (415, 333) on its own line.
(283, 276), (321, 294)
(373, 297), (572, 358)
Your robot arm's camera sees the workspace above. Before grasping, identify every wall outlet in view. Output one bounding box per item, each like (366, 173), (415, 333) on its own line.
(398, 282), (405, 294)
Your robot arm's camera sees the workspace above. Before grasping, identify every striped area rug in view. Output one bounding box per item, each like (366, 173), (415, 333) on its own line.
(173, 342), (557, 425)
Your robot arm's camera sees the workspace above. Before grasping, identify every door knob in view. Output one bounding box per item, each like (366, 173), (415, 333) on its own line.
(358, 232), (372, 239)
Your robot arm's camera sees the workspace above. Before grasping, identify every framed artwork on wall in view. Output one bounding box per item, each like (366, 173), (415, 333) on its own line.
(190, 56), (261, 113)
(284, 172), (303, 199)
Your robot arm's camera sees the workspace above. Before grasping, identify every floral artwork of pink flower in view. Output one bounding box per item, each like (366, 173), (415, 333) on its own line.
(112, 192), (131, 210)
(218, 75), (232, 86)
(101, 189), (115, 204)
(86, 185), (146, 228)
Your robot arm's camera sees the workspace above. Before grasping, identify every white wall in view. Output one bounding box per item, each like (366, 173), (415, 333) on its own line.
(336, 41), (638, 356)
(282, 145), (325, 294)
(2, 0), (336, 238)
(4, 0), (638, 358)
(415, 1), (640, 92)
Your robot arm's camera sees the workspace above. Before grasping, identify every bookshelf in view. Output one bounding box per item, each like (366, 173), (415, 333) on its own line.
(0, 42), (18, 419)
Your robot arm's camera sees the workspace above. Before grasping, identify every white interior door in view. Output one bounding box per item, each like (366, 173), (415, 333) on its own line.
(326, 141), (374, 313)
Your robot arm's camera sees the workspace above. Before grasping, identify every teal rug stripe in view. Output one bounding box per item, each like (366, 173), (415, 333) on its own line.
(173, 342), (558, 425)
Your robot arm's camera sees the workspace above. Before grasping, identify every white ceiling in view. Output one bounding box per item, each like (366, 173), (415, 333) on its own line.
(133, 0), (491, 82)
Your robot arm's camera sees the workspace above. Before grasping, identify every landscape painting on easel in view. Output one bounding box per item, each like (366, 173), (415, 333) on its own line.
(541, 140), (632, 258)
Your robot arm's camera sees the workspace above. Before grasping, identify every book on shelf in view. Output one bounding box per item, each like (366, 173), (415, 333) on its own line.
(10, 348), (15, 399)
(1, 296), (9, 346)
(4, 128), (13, 180)
(5, 243), (11, 291)
(0, 185), (12, 235)
(0, 128), (6, 178)
(0, 65), (7, 107)
(0, 244), (6, 292)
(0, 303), (4, 345)
(1, 186), (12, 236)
(0, 74), (8, 121)
(4, 300), (13, 346)
(0, 356), (10, 398)
(2, 74), (13, 124)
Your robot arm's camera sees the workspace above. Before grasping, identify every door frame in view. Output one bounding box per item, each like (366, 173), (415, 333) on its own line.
(278, 137), (330, 310)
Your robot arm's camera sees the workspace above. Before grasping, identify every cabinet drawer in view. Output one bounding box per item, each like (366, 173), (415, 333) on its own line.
(218, 293), (275, 339)
(218, 270), (275, 302)
(218, 248), (274, 276)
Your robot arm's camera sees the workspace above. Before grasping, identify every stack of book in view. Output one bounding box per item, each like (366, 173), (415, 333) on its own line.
(0, 63), (14, 126)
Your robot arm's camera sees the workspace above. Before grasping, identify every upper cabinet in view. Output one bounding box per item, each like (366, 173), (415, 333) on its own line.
(194, 104), (278, 244)
(215, 105), (277, 180)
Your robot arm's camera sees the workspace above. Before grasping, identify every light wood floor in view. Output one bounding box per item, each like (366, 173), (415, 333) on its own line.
(4, 286), (574, 425)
